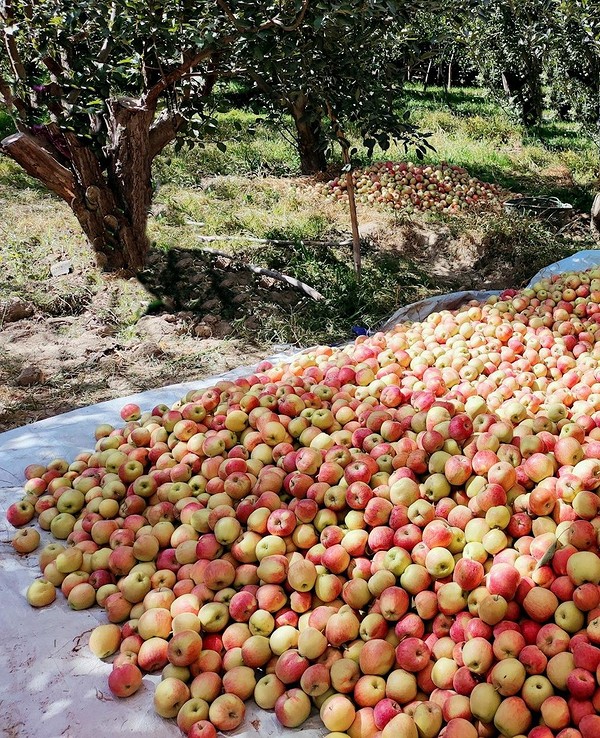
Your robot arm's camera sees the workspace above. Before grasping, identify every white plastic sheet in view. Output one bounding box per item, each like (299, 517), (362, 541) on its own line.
(526, 249), (600, 285)
(0, 356), (327, 738)
(1, 249), (599, 737)
(379, 290), (499, 331)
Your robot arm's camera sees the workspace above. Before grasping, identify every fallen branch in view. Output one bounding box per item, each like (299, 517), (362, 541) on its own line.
(200, 247), (325, 301)
(188, 226), (351, 249)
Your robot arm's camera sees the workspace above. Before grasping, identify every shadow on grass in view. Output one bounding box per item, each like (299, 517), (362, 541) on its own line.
(462, 161), (594, 211)
(527, 122), (594, 151)
(135, 241), (435, 344)
(403, 86), (499, 116)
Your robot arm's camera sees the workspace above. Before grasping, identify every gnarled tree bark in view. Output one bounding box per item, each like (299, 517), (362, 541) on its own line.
(1, 97), (172, 272)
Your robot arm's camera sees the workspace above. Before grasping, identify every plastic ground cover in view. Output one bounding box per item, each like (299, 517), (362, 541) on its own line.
(1, 250), (599, 737)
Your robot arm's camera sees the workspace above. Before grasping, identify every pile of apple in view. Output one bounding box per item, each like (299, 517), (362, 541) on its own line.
(315, 160), (502, 214)
(9, 267), (600, 738)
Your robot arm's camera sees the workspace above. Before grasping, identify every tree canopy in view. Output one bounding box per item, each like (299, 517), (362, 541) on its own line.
(0, 0), (434, 269)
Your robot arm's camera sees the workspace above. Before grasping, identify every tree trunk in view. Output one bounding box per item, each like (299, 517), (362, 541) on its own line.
(501, 69), (543, 127)
(446, 52), (454, 93)
(1, 97), (156, 272)
(289, 95), (327, 175)
(592, 193), (600, 239)
(423, 59), (433, 93)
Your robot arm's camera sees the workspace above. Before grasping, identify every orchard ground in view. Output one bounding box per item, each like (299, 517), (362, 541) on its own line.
(0, 86), (598, 432)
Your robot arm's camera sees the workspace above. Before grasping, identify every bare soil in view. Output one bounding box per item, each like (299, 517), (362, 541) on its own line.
(0, 177), (593, 433)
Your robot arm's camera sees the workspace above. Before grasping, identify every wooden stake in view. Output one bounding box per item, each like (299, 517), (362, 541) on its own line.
(325, 101), (362, 281)
(342, 147), (362, 281)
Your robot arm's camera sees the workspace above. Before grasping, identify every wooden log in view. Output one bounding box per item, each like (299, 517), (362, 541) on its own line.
(200, 247), (325, 301)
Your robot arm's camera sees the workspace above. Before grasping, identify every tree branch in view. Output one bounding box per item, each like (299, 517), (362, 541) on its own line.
(217, 0), (311, 33)
(145, 41), (233, 105)
(0, 73), (28, 118)
(98, 2), (117, 64)
(263, 0), (310, 32)
(4, 32), (27, 82)
(0, 132), (76, 202)
(148, 112), (186, 159)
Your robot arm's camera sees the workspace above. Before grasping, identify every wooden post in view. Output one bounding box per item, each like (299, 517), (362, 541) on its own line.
(326, 102), (361, 281)
(342, 147), (362, 281)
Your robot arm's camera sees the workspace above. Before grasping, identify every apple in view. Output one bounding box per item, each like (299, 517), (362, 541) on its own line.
(208, 693), (245, 731)
(274, 688), (312, 728)
(108, 663), (143, 698)
(26, 578), (56, 607)
(89, 624), (122, 659)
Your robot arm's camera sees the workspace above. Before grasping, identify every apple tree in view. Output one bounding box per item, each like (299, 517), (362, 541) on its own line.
(462, 0), (556, 127)
(0, 0), (436, 272)
(547, 0), (600, 233)
(226, 0), (432, 174)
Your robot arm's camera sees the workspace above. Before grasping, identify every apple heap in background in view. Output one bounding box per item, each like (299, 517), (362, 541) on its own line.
(10, 267), (600, 738)
(315, 161), (502, 214)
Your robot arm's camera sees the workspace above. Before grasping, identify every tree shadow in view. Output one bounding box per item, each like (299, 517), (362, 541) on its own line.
(136, 245), (308, 328)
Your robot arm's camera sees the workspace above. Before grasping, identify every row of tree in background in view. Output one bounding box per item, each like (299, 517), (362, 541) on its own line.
(0, 0), (598, 272)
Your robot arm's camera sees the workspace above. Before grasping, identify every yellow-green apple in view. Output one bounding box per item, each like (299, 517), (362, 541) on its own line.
(546, 651), (575, 690)
(208, 693), (245, 731)
(567, 551), (600, 585)
(320, 694), (356, 732)
(330, 658), (360, 693)
(412, 701), (442, 738)
(490, 658), (526, 696)
(385, 668), (417, 703)
(26, 578), (56, 607)
(12, 527), (40, 554)
(175, 697), (209, 733)
(353, 675), (386, 707)
(298, 627), (328, 660)
(269, 624), (299, 655)
(153, 676), (190, 718)
(381, 713), (418, 738)
(462, 637), (493, 675)
(478, 594), (508, 625)
(469, 682), (501, 723)
(89, 623), (122, 659)
(255, 674), (286, 709)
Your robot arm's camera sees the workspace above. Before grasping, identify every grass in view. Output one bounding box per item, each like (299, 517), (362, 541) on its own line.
(1, 84), (599, 346)
(394, 86), (599, 211)
(238, 241), (434, 345)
